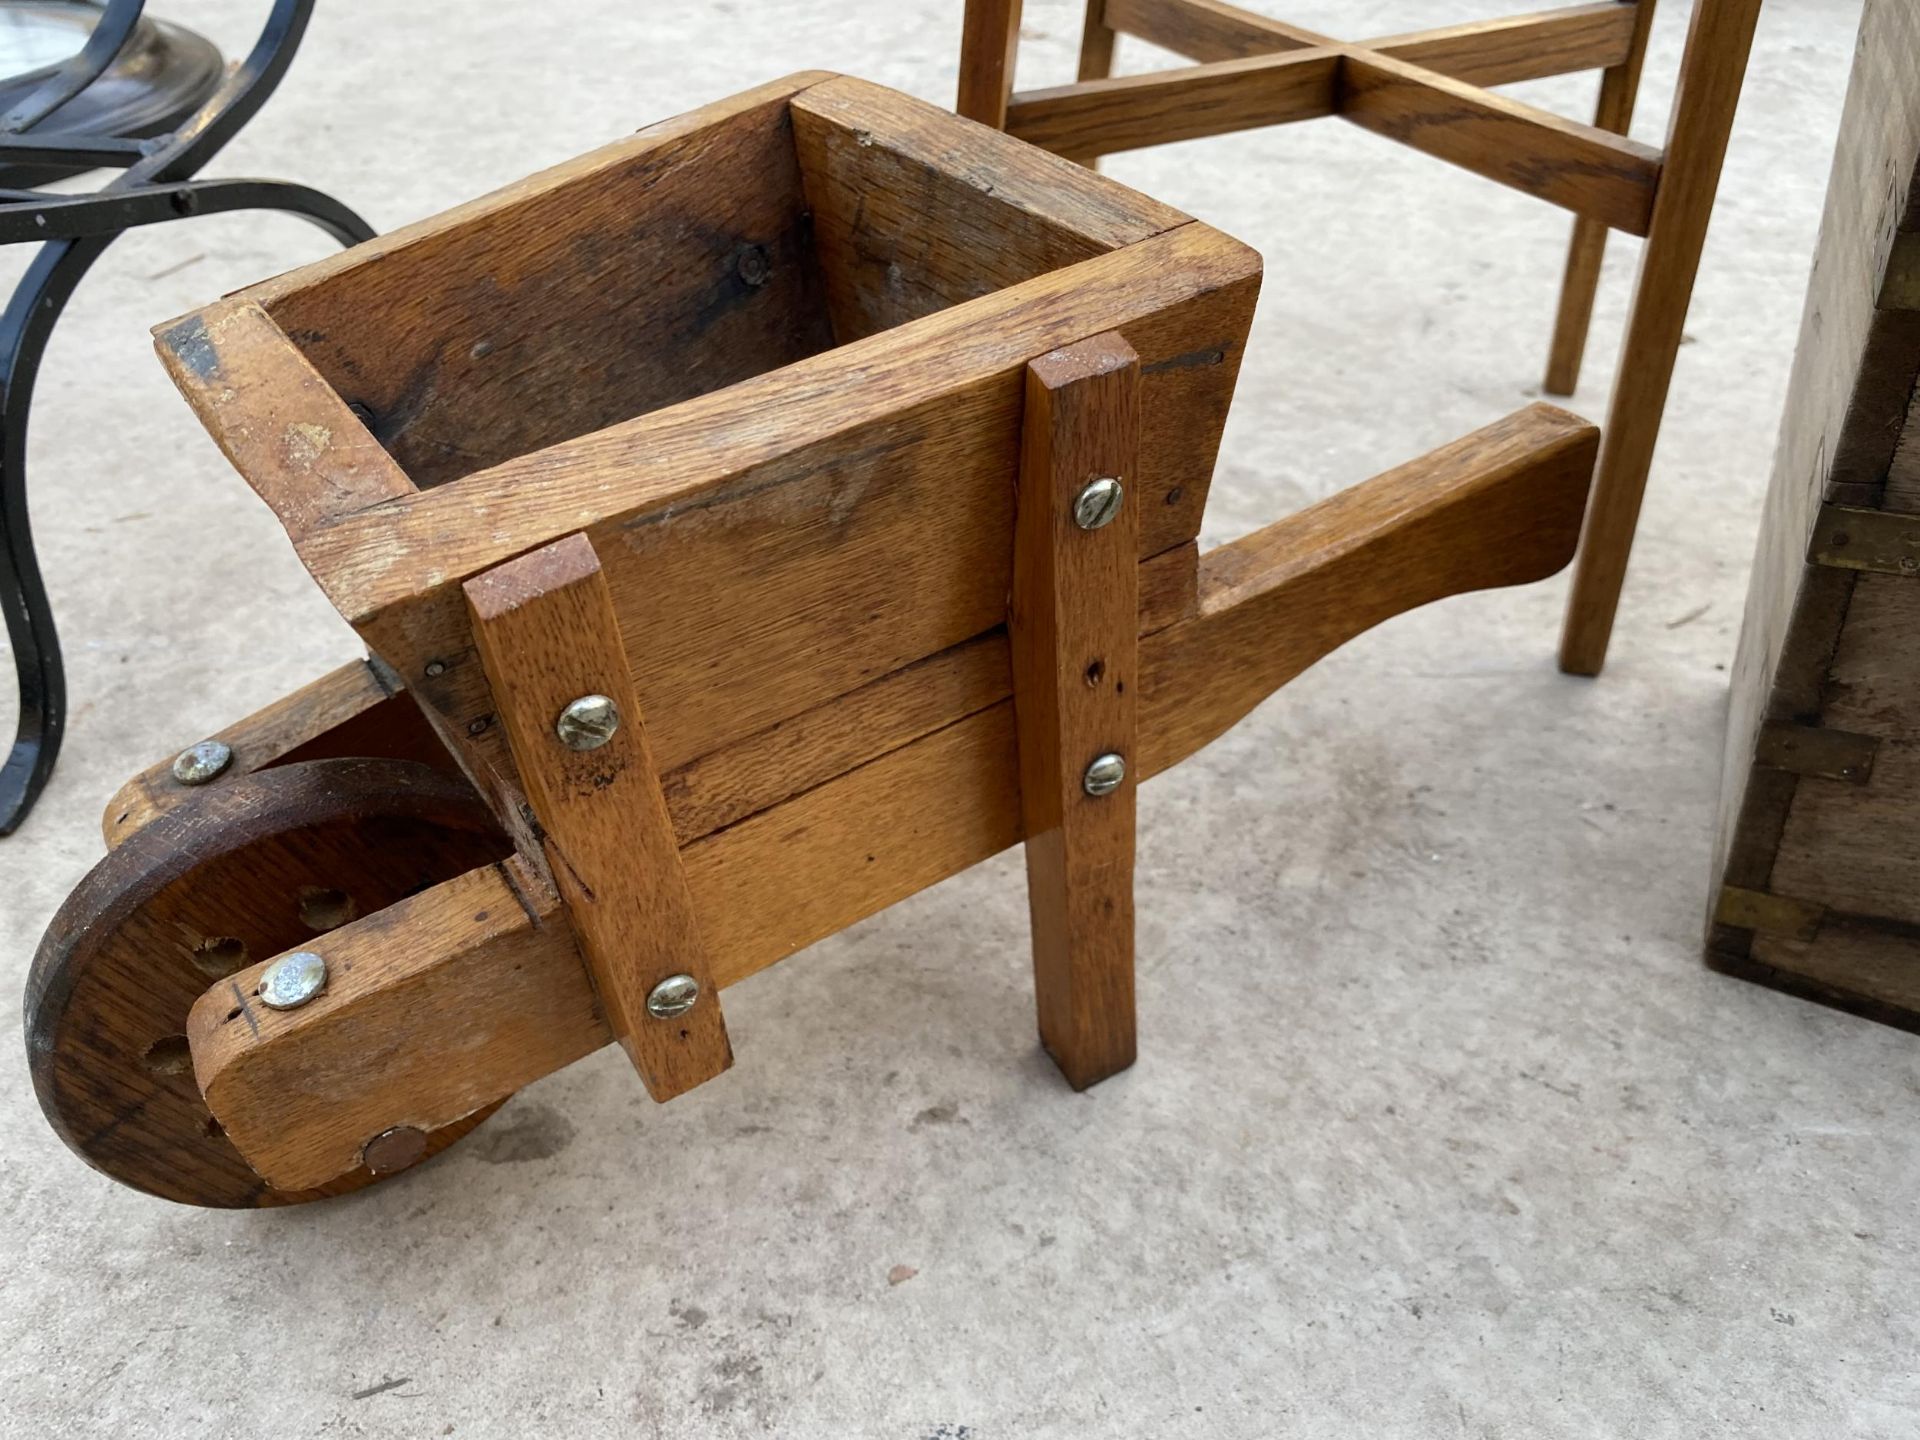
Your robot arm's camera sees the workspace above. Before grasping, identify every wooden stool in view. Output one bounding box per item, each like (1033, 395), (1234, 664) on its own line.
(25, 75), (1596, 1207)
(957, 0), (1762, 675)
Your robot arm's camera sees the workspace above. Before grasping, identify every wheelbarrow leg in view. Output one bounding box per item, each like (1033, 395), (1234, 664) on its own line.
(1011, 334), (1141, 1090)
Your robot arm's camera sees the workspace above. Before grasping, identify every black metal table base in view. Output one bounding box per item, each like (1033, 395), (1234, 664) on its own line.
(0, 0), (372, 833)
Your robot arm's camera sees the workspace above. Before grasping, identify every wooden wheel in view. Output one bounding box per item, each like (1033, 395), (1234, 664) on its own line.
(26, 757), (514, 1207)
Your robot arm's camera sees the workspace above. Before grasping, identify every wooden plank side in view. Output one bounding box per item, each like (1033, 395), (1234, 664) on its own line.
(467, 536), (732, 1101)
(656, 539), (1195, 842)
(1341, 51), (1662, 236)
(1745, 920), (1920, 1024)
(1710, 0), (1920, 930)
(1012, 337), (1142, 1090)
(794, 76), (1189, 340)
(247, 74), (839, 491)
(153, 301), (415, 537)
(309, 224), (1260, 787)
(1820, 572), (1920, 744)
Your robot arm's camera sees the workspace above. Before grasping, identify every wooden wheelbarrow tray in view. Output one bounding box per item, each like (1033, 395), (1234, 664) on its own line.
(26, 74), (1597, 1207)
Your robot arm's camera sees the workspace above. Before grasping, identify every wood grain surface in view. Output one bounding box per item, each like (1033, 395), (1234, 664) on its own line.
(185, 406), (1595, 1188)
(1012, 336), (1142, 1090)
(1543, 0), (1660, 396)
(1559, 0), (1765, 672)
(1340, 50), (1660, 236)
(468, 536), (732, 1103)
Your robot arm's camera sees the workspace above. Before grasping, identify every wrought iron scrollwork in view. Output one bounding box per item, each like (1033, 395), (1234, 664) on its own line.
(0, 0), (373, 833)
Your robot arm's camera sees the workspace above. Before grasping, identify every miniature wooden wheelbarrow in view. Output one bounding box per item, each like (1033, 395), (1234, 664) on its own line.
(26, 74), (1598, 1207)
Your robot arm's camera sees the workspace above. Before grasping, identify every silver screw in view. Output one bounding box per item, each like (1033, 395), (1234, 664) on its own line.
(646, 973), (700, 1020)
(171, 739), (233, 786)
(555, 694), (620, 750)
(1083, 752), (1127, 796)
(1073, 477), (1124, 531)
(258, 950), (328, 1010)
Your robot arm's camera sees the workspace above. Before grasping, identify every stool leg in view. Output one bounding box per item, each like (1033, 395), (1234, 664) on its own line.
(1543, 0), (1658, 397)
(1078, 0), (1117, 81)
(1010, 333), (1141, 1090)
(1065, 0), (1121, 169)
(1559, 0), (1763, 676)
(958, 0), (1024, 127)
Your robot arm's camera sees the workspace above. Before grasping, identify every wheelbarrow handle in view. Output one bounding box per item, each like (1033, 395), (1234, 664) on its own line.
(1139, 401), (1596, 778)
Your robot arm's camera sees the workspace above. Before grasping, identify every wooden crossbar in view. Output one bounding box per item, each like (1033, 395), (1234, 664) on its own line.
(1007, 31), (1661, 234)
(1102, 0), (1328, 56)
(1366, 5), (1640, 86)
(1100, 0), (1636, 73)
(1008, 48), (1340, 155)
(1341, 51), (1661, 236)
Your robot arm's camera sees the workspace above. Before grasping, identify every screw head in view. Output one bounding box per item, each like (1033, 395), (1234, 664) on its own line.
(171, 739), (233, 786)
(1083, 752), (1127, 796)
(258, 950), (328, 1010)
(736, 244), (771, 286)
(1073, 477), (1124, 531)
(361, 1125), (428, 1175)
(556, 694), (620, 750)
(646, 973), (700, 1020)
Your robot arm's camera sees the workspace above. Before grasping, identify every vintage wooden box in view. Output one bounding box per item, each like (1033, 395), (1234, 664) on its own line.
(1710, 3), (1920, 1026)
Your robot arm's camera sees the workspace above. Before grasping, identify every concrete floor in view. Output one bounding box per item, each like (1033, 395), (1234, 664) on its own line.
(1, 0), (1909, 1434)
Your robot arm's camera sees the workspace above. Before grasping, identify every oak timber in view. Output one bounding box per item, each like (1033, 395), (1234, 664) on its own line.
(1543, 0), (1660, 396)
(467, 536), (733, 1103)
(1011, 336), (1143, 1090)
(1558, 0), (1766, 672)
(155, 77), (1260, 839)
(1005, 6), (1645, 165)
(293, 223), (1259, 790)
(186, 406), (1597, 1187)
(1339, 51), (1660, 237)
(249, 74), (838, 491)
(1098, 0), (1634, 71)
(956, 0), (1025, 127)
